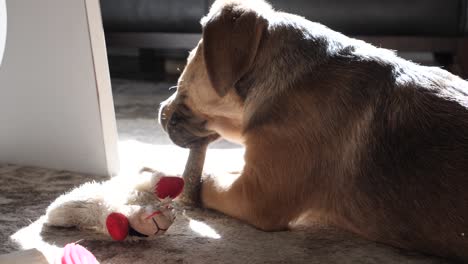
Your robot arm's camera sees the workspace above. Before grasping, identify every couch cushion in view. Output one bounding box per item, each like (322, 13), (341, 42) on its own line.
(270, 0), (464, 36)
(100, 0), (208, 33)
(101, 0), (466, 36)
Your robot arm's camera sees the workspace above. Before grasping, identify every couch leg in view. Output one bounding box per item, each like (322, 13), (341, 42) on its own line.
(433, 52), (454, 67)
(454, 39), (468, 79)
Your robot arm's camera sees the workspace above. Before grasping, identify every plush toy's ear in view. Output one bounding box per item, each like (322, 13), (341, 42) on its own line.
(106, 212), (129, 241)
(155, 177), (185, 199)
(202, 5), (267, 97)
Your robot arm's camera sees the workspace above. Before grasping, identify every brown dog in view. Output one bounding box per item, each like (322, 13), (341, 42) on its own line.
(159, 0), (468, 260)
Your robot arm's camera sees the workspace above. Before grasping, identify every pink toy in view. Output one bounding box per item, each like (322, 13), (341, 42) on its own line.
(61, 243), (98, 264)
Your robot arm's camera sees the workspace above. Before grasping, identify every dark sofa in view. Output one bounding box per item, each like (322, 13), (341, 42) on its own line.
(100, 0), (468, 76)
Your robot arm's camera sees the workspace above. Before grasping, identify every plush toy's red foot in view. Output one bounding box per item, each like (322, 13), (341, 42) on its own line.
(106, 212), (129, 241)
(155, 176), (184, 199)
(105, 176), (184, 241)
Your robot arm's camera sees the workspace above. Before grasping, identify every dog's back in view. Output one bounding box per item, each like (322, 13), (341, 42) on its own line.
(339, 61), (468, 260)
(363, 64), (468, 259)
(262, 13), (468, 260)
(297, 26), (468, 260)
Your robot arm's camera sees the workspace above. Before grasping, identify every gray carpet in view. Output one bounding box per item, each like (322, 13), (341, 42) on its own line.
(0, 79), (452, 263)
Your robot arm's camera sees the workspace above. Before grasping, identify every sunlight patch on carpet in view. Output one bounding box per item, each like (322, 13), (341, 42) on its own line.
(117, 139), (245, 178)
(188, 218), (221, 239)
(10, 216), (63, 263)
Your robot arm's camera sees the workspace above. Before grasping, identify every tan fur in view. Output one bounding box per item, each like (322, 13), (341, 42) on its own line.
(160, 0), (468, 261)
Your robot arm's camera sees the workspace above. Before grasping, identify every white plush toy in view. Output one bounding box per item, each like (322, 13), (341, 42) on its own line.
(44, 168), (184, 241)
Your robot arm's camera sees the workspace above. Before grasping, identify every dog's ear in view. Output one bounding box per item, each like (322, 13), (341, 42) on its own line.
(202, 6), (267, 97)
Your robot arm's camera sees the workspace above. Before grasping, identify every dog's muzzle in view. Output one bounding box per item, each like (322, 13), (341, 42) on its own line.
(159, 100), (218, 148)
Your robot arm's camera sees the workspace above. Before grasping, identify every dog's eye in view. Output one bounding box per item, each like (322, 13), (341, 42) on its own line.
(179, 104), (190, 111)
(178, 104), (193, 116)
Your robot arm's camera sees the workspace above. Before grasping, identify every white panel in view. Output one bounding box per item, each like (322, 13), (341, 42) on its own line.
(0, 0), (5, 65)
(0, 0), (119, 176)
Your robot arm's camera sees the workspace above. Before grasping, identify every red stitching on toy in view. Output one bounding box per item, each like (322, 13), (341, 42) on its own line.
(145, 210), (162, 220)
(151, 217), (168, 235)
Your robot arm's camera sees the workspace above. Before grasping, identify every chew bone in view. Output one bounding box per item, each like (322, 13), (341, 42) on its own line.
(180, 143), (209, 205)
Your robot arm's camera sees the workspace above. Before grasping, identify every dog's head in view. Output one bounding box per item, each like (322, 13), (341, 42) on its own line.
(159, 0), (271, 148)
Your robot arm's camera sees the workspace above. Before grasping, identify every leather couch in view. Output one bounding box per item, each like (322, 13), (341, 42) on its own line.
(101, 0), (467, 37)
(100, 0), (468, 76)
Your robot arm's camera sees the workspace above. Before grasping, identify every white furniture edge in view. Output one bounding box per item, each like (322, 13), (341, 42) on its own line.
(0, 0), (6, 66)
(85, 0), (119, 176)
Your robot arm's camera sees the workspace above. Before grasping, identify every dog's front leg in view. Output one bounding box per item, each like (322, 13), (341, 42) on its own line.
(200, 169), (293, 231)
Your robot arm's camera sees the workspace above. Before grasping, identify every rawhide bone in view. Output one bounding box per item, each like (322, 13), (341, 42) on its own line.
(180, 143), (209, 205)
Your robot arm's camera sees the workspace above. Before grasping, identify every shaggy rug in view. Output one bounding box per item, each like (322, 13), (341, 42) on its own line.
(0, 79), (452, 263)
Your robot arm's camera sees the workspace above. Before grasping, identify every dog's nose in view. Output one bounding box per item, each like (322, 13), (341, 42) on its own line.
(159, 92), (178, 131)
(158, 103), (170, 131)
(169, 111), (183, 126)
(159, 102), (184, 132)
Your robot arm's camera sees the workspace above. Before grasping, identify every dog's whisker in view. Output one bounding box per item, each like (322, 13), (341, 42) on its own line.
(74, 239), (84, 244)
